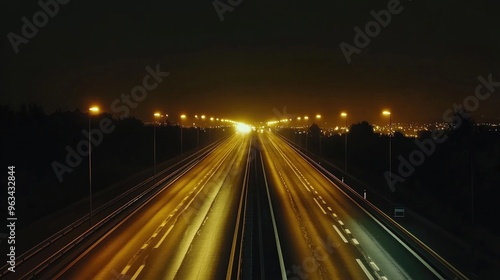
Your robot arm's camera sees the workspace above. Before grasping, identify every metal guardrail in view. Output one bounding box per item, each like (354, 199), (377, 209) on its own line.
(23, 160), (200, 279)
(278, 133), (469, 280)
(0, 138), (227, 278)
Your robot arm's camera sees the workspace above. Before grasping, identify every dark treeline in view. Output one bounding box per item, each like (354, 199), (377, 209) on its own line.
(0, 104), (231, 227)
(279, 115), (500, 254)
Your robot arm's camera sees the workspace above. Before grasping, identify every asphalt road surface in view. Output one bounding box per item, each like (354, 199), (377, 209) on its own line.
(44, 130), (448, 279)
(54, 133), (251, 280)
(257, 131), (443, 280)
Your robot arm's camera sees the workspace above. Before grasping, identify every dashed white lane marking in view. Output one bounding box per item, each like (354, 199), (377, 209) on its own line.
(131, 264), (146, 280)
(303, 183), (311, 192)
(321, 199), (327, 205)
(338, 220), (344, 226)
(121, 265), (131, 275)
(345, 229), (351, 235)
(141, 243), (148, 250)
(313, 198), (327, 214)
(332, 213), (337, 218)
(352, 238), (359, 245)
(333, 225), (348, 243)
(327, 206), (332, 212)
(154, 224), (174, 249)
(356, 259), (375, 280)
(369, 261), (380, 272)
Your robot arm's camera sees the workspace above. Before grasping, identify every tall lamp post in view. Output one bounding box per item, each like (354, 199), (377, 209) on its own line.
(153, 112), (161, 183)
(304, 116), (309, 152)
(200, 115), (206, 146)
(341, 112), (348, 174)
(88, 106), (99, 226)
(383, 110), (392, 212)
(316, 114), (322, 155)
(180, 114), (186, 154)
(296, 116), (301, 145)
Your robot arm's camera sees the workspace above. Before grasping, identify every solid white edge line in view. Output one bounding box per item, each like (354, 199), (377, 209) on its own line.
(313, 198), (327, 214)
(332, 225), (348, 243)
(131, 264), (145, 280)
(261, 153), (288, 280)
(356, 259), (375, 280)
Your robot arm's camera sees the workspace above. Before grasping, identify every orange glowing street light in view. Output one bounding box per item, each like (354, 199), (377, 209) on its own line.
(382, 110), (393, 211)
(180, 114), (187, 154)
(341, 112), (348, 175)
(87, 105), (100, 226)
(153, 112), (162, 183)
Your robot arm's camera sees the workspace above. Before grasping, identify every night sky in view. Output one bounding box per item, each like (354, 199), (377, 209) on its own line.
(2, 0), (499, 125)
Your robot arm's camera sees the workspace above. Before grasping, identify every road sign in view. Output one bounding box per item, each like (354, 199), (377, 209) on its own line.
(394, 206), (405, 218)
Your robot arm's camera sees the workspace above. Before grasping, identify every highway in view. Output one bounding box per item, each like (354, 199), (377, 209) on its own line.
(52, 133), (251, 280)
(258, 131), (444, 279)
(32, 130), (455, 279)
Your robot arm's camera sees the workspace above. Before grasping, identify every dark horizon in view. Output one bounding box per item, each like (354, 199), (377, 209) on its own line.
(2, 0), (500, 125)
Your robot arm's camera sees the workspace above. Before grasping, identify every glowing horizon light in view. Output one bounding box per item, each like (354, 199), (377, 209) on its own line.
(341, 112), (347, 117)
(236, 123), (251, 133)
(382, 110), (391, 116)
(89, 106), (99, 113)
(154, 112), (161, 117)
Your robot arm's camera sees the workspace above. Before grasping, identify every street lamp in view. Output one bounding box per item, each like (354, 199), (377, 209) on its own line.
(383, 110), (392, 212)
(180, 114), (186, 154)
(304, 116), (309, 152)
(341, 112), (348, 174)
(88, 106), (99, 226)
(316, 114), (322, 154)
(200, 115), (206, 145)
(153, 112), (161, 183)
